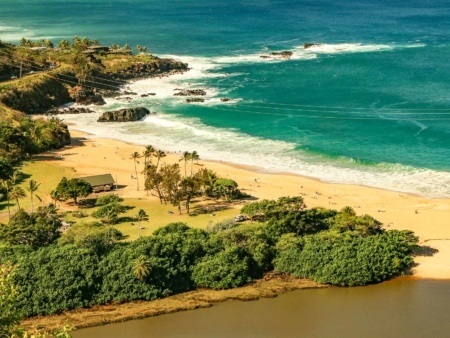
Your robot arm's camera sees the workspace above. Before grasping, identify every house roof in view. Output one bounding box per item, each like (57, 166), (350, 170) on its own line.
(80, 174), (115, 187)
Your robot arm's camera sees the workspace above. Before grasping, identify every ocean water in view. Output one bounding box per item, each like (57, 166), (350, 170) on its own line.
(1, 0), (449, 197)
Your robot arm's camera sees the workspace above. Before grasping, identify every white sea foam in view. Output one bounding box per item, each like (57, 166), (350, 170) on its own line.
(58, 110), (450, 199)
(298, 42), (426, 55)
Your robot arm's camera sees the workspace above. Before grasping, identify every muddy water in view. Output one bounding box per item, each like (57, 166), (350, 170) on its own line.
(73, 279), (450, 338)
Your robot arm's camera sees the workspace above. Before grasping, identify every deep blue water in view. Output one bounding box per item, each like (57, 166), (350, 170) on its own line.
(1, 0), (449, 197)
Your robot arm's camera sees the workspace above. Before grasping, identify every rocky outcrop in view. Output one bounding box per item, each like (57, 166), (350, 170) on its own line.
(303, 43), (322, 49)
(69, 86), (106, 106)
(109, 57), (188, 80)
(46, 107), (96, 115)
(97, 107), (151, 122)
(186, 98), (205, 103)
(260, 51), (293, 60)
(174, 89), (207, 96)
(270, 51), (293, 58)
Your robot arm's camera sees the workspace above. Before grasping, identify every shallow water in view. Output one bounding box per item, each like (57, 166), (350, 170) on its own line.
(73, 279), (450, 338)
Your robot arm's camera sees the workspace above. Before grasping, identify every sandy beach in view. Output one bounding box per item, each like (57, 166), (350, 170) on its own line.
(49, 129), (450, 279)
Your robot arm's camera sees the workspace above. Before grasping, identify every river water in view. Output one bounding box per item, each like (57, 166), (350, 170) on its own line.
(73, 278), (450, 338)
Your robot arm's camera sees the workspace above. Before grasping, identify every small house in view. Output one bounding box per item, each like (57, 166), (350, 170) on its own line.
(80, 174), (115, 193)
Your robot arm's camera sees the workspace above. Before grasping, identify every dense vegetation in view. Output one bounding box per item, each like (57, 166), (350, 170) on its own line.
(0, 196), (418, 319)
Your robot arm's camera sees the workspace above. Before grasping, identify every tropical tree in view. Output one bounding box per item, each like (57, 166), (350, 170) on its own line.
(132, 255), (151, 282)
(58, 39), (71, 50)
(190, 151), (200, 176)
(136, 209), (149, 237)
(136, 45), (148, 54)
(144, 164), (165, 203)
(142, 146), (155, 195)
(54, 177), (93, 205)
(8, 186), (26, 210)
(179, 151), (191, 177)
(155, 149), (166, 170)
(131, 151), (141, 191)
(0, 263), (21, 337)
(180, 177), (201, 214)
(26, 179), (41, 212)
(0, 179), (12, 218)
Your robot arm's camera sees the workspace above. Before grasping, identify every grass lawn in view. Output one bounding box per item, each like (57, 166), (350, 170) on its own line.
(0, 160), (76, 223)
(65, 197), (242, 241)
(1, 159), (244, 240)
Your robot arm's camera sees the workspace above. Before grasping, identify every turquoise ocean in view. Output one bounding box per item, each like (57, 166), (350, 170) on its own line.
(1, 0), (449, 197)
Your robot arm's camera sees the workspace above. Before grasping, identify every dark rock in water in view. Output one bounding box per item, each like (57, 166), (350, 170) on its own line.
(270, 51), (293, 58)
(141, 93), (156, 97)
(97, 107), (150, 122)
(220, 98), (231, 102)
(174, 89), (207, 96)
(260, 51), (293, 60)
(122, 90), (138, 95)
(303, 43), (322, 49)
(185, 98), (205, 103)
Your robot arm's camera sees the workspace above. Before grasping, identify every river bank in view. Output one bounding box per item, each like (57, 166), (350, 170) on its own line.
(22, 274), (325, 332)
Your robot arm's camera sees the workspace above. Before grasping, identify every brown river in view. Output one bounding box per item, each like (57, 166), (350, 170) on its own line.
(73, 278), (450, 338)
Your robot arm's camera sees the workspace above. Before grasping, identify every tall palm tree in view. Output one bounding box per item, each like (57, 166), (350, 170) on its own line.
(0, 179), (11, 218)
(143, 146), (155, 195)
(179, 151), (191, 177)
(132, 255), (151, 282)
(9, 186), (26, 210)
(136, 209), (149, 237)
(26, 179), (41, 212)
(130, 151), (141, 191)
(155, 150), (166, 170)
(190, 151), (200, 176)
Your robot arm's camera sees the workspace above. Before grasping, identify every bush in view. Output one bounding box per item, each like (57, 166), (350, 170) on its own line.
(274, 230), (418, 286)
(59, 222), (123, 254)
(95, 194), (123, 206)
(206, 218), (239, 233)
(192, 246), (252, 289)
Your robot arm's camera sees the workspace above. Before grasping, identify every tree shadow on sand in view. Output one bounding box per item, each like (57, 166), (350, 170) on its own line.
(413, 245), (439, 257)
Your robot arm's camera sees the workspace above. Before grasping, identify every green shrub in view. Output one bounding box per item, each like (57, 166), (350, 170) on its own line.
(192, 246), (252, 289)
(95, 194), (123, 206)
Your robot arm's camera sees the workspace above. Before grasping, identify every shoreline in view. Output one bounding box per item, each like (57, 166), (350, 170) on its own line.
(47, 128), (450, 280)
(21, 275), (327, 332)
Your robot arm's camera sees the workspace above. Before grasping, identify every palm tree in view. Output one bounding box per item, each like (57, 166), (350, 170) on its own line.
(190, 151), (200, 176)
(132, 255), (151, 282)
(143, 146), (155, 195)
(8, 186), (26, 210)
(0, 179), (11, 218)
(155, 150), (166, 170)
(136, 209), (149, 237)
(26, 179), (41, 212)
(179, 151), (191, 177)
(130, 151), (141, 191)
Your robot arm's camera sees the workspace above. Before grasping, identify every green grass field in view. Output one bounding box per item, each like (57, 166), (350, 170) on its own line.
(1, 160), (243, 241)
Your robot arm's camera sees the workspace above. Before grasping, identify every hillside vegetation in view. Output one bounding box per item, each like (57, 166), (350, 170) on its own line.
(0, 37), (187, 116)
